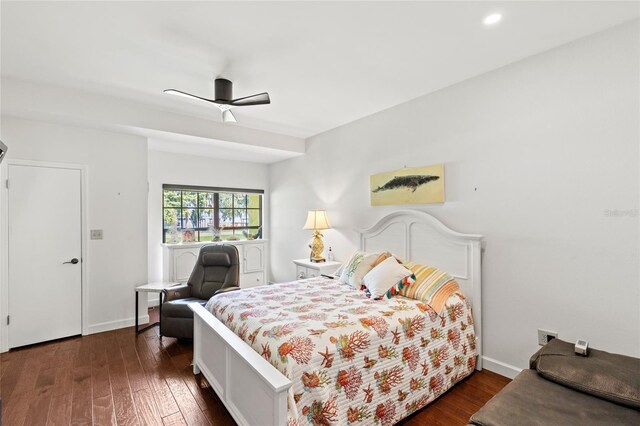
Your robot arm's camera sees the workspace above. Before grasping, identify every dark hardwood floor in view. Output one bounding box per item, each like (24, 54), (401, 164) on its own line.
(1, 308), (510, 425)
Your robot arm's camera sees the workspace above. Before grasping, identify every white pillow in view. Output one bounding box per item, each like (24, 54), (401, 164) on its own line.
(338, 250), (379, 287)
(363, 256), (413, 299)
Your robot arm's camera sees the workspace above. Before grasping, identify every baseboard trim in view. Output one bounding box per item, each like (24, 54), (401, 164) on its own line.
(148, 297), (160, 307)
(87, 315), (150, 335)
(482, 356), (522, 379)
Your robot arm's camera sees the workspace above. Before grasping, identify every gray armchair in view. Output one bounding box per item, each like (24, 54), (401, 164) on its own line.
(161, 244), (240, 339)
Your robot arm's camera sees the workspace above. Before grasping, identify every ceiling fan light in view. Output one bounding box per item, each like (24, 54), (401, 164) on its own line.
(222, 109), (236, 123)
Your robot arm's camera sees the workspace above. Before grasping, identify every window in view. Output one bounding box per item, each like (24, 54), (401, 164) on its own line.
(163, 185), (263, 243)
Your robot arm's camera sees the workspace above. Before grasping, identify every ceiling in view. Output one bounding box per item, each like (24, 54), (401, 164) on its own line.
(146, 132), (300, 164)
(1, 1), (638, 140)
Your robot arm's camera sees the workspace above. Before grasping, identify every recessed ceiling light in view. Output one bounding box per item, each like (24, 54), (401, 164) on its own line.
(483, 13), (503, 26)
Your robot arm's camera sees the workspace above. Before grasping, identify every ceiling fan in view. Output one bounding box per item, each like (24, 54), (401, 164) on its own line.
(164, 78), (270, 123)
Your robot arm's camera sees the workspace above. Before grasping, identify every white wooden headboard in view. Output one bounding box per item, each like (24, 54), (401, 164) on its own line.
(356, 210), (483, 369)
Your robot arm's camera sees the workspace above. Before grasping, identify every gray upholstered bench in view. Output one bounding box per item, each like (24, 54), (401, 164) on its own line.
(469, 339), (640, 426)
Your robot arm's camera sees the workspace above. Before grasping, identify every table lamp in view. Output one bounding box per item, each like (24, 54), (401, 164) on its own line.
(303, 210), (331, 262)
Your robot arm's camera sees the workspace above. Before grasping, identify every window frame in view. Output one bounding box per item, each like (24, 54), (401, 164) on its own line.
(162, 184), (264, 243)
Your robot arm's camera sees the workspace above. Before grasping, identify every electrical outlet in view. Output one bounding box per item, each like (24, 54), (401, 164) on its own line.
(90, 229), (104, 240)
(538, 329), (558, 346)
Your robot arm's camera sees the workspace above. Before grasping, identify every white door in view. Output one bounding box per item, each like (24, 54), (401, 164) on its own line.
(8, 164), (82, 348)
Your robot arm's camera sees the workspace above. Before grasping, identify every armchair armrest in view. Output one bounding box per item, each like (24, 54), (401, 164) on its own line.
(213, 286), (241, 296)
(163, 284), (191, 301)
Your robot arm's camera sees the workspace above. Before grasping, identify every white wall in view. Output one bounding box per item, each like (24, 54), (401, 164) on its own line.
(269, 22), (640, 375)
(0, 116), (148, 338)
(147, 149), (270, 287)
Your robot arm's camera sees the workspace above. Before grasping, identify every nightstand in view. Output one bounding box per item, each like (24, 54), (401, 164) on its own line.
(293, 259), (342, 280)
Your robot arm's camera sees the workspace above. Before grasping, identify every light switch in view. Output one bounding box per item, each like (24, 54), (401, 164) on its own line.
(91, 229), (103, 240)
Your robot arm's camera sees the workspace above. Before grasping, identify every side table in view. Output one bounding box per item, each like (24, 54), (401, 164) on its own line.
(293, 259), (342, 280)
(135, 282), (179, 334)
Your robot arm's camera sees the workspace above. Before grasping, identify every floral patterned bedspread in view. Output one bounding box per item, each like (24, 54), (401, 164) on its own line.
(205, 277), (477, 426)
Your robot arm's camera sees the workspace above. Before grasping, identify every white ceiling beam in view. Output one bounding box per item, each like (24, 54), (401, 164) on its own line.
(0, 78), (306, 159)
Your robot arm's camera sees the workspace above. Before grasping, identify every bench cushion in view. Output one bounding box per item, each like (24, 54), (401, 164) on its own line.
(469, 370), (640, 426)
(533, 339), (640, 409)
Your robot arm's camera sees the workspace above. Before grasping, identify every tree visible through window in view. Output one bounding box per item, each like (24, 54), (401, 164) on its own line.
(162, 185), (263, 243)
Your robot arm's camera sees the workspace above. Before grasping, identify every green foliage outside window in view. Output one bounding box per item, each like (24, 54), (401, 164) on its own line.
(162, 185), (263, 243)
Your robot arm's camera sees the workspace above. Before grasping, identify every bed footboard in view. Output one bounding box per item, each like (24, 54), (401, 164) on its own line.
(189, 303), (292, 426)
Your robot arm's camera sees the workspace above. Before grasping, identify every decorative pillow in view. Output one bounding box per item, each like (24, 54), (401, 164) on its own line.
(338, 250), (379, 287)
(386, 273), (415, 298)
(371, 251), (393, 268)
(362, 256), (414, 299)
(399, 262), (460, 313)
(361, 272), (416, 300)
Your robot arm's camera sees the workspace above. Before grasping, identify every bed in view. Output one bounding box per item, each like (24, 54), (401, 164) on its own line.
(189, 210), (483, 425)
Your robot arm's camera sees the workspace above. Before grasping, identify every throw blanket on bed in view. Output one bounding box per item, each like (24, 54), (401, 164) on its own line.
(206, 277), (476, 426)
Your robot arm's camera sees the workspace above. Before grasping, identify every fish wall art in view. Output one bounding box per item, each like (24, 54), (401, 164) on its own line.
(370, 164), (445, 205)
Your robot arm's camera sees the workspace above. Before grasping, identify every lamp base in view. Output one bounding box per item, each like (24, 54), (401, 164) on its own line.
(308, 230), (325, 264)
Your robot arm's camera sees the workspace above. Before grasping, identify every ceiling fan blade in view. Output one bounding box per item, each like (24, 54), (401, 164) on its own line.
(222, 109), (237, 123)
(163, 89), (218, 104)
(229, 92), (270, 106)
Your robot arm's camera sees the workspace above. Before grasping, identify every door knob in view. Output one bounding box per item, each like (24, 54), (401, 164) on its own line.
(63, 258), (79, 265)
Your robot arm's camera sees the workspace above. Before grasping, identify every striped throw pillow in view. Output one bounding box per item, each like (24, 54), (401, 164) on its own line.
(399, 262), (460, 313)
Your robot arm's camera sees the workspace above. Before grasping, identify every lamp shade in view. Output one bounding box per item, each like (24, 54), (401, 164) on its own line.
(303, 210), (331, 230)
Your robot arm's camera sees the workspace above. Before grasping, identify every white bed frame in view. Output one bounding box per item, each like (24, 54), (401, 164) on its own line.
(189, 210), (483, 426)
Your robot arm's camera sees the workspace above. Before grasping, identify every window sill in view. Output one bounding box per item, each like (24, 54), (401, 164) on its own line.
(161, 239), (266, 249)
